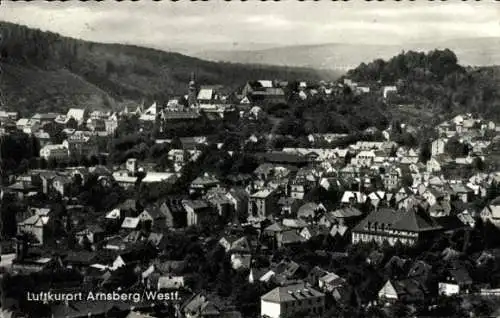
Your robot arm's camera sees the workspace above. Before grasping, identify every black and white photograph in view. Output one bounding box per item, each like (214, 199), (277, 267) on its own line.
(0, 1), (500, 317)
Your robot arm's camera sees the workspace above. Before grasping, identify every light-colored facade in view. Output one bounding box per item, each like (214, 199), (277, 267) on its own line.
(39, 144), (69, 161)
(261, 283), (325, 318)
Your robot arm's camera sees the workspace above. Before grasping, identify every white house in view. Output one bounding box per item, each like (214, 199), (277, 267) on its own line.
(480, 200), (500, 228)
(260, 283), (325, 318)
(39, 144), (69, 161)
(431, 138), (447, 157)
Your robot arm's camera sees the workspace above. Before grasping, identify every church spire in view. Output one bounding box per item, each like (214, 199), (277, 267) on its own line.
(188, 72), (198, 107)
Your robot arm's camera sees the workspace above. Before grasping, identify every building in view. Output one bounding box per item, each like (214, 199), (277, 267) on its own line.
(17, 213), (52, 245)
(182, 199), (214, 227)
(39, 144), (69, 161)
(480, 198), (500, 228)
(260, 283), (325, 318)
(438, 267), (473, 296)
(66, 108), (88, 125)
(352, 208), (442, 246)
(384, 167), (402, 190)
(248, 188), (280, 220)
(431, 138), (447, 157)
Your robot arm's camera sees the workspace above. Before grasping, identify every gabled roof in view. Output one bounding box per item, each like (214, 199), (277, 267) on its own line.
(261, 283), (324, 303)
(353, 208), (442, 233)
(264, 223), (286, 233)
(121, 217), (140, 229)
(67, 108), (86, 121)
(392, 209), (442, 232)
(182, 199), (210, 211)
(281, 230), (306, 245)
(331, 207), (362, 218)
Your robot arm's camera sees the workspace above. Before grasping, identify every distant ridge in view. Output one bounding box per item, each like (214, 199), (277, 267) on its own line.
(192, 38), (500, 71)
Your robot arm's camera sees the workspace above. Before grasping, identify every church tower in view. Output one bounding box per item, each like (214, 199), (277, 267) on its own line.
(188, 72), (198, 107)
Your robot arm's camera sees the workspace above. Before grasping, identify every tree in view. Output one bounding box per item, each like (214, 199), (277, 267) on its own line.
(419, 139), (432, 163)
(444, 136), (468, 158)
(66, 117), (78, 130)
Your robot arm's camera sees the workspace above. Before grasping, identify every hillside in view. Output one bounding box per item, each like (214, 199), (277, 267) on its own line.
(346, 50), (500, 122)
(0, 22), (338, 115)
(193, 38), (500, 71)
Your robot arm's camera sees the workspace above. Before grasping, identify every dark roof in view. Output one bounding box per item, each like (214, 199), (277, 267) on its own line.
(64, 251), (97, 265)
(434, 215), (467, 231)
(392, 209), (442, 232)
(163, 111), (200, 120)
(281, 230), (306, 245)
(448, 267), (472, 285)
(258, 152), (309, 165)
(354, 208), (442, 233)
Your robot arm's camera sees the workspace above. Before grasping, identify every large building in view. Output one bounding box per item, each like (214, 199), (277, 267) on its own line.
(352, 208), (442, 246)
(260, 283), (325, 318)
(39, 144), (69, 161)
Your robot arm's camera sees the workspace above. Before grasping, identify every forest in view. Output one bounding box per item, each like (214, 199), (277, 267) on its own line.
(345, 50), (500, 120)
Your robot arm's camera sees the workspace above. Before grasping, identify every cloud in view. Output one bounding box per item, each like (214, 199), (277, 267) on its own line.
(1, 1), (499, 50)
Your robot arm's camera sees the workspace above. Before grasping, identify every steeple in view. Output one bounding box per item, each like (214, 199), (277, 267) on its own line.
(188, 72), (198, 107)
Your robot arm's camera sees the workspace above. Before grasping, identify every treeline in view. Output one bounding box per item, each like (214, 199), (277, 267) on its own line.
(0, 132), (40, 179)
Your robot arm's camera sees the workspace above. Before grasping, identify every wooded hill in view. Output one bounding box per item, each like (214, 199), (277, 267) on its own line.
(0, 21), (337, 115)
(345, 50), (500, 122)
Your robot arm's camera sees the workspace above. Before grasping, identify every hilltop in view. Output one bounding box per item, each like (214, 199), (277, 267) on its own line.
(0, 22), (338, 115)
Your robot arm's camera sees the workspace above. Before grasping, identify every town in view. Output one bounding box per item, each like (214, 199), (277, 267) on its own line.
(1, 64), (500, 318)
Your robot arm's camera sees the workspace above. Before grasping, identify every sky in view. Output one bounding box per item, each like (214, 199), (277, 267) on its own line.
(1, 1), (500, 52)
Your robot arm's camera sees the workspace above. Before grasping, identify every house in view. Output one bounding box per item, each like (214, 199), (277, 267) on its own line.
(426, 157), (442, 173)
(218, 236), (251, 254)
(52, 175), (72, 197)
(297, 202), (325, 221)
(318, 272), (346, 293)
(5, 181), (38, 200)
(353, 150), (376, 167)
(182, 199), (215, 227)
(378, 279), (425, 303)
(279, 229), (306, 247)
(248, 188), (280, 220)
(438, 267), (473, 296)
(449, 183), (473, 203)
(17, 213), (53, 245)
(429, 200), (452, 218)
(341, 191), (367, 205)
(141, 172), (177, 185)
(384, 167), (401, 190)
(277, 197), (302, 217)
(112, 171), (138, 189)
(34, 131), (51, 148)
(383, 86), (398, 99)
(352, 208), (442, 246)
(63, 135), (98, 158)
(181, 294), (221, 318)
(39, 144), (69, 161)
(260, 283), (325, 318)
(190, 173), (221, 195)
(225, 187), (249, 222)
(431, 138), (447, 157)
(121, 217), (140, 231)
(205, 190), (234, 220)
(422, 188), (446, 207)
(66, 108), (88, 125)
(75, 225), (105, 247)
(231, 254), (252, 271)
(307, 266), (328, 287)
(157, 275), (185, 291)
(480, 197), (500, 227)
